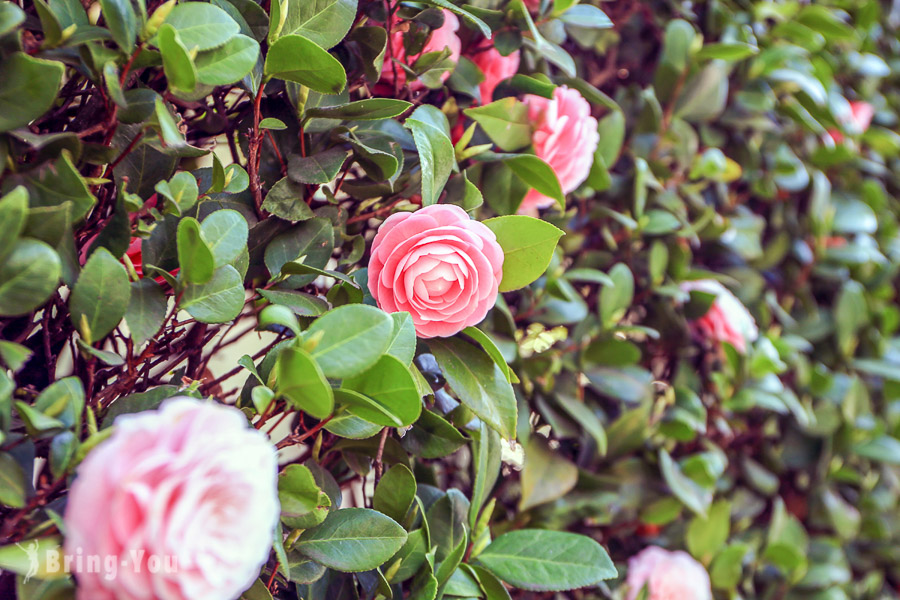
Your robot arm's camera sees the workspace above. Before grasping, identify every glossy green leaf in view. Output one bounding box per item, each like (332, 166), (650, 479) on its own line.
(264, 34), (347, 94)
(294, 508), (408, 572)
(275, 346), (334, 419)
(483, 215), (564, 292)
(69, 248), (130, 342)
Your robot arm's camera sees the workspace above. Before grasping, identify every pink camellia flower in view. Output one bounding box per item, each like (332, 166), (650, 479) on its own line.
(626, 546), (713, 600)
(380, 10), (461, 91)
(471, 47), (520, 104)
(64, 397), (279, 600)
(827, 100), (875, 144)
(680, 279), (758, 353)
(368, 204), (504, 338)
(519, 86), (599, 215)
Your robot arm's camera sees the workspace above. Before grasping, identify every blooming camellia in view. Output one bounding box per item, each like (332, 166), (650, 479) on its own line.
(471, 47), (520, 104)
(380, 10), (461, 91)
(681, 279), (758, 353)
(519, 86), (599, 215)
(64, 397), (279, 600)
(368, 204), (504, 338)
(626, 546), (713, 600)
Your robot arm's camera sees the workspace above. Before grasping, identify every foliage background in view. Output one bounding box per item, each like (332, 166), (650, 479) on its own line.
(0, 0), (899, 599)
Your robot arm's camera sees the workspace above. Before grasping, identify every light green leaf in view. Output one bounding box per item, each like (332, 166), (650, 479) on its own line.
(483, 215), (564, 292)
(275, 346), (334, 419)
(177, 217), (215, 284)
(181, 265), (245, 323)
(405, 105), (454, 206)
(294, 507), (408, 572)
(343, 354), (422, 427)
(307, 304), (393, 378)
(477, 530), (616, 591)
(195, 34), (260, 86)
(264, 34), (347, 94)
(0, 53), (64, 133)
(163, 2), (240, 51)
(464, 98), (532, 152)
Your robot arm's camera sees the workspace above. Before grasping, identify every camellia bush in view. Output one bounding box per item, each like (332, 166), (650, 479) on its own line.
(1, 0), (900, 598)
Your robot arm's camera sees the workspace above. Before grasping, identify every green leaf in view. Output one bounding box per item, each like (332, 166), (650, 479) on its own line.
(598, 263), (634, 328)
(659, 449), (711, 516)
(710, 543), (749, 590)
(686, 500), (731, 564)
(464, 98), (532, 152)
(158, 24), (198, 94)
(264, 218), (334, 284)
(469, 421), (501, 529)
(259, 304), (301, 336)
(271, 0), (357, 49)
(261, 177), (314, 221)
(264, 34), (347, 94)
(429, 338), (517, 439)
(347, 26), (386, 82)
(275, 346), (334, 419)
(405, 105), (454, 206)
(503, 154), (565, 209)
(177, 217), (215, 284)
(462, 327), (517, 383)
(181, 265), (245, 323)
(558, 4), (612, 28)
(99, 0), (137, 52)
(124, 279), (167, 346)
(305, 99), (412, 121)
(306, 304), (394, 379)
(556, 393), (607, 456)
(696, 42), (759, 61)
(279, 464), (332, 529)
(385, 312), (416, 366)
(0, 3), (25, 37)
(477, 530), (616, 591)
(0, 53), (64, 133)
(0, 537), (65, 580)
(343, 354), (422, 427)
(34, 376), (84, 431)
(401, 409), (467, 459)
(195, 34), (259, 86)
(69, 248), (130, 342)
(519, 436), (577, 510)
(854, 435), (900, 464)
(483, 215), (564, 292)
(259, 117), (287, 130)
(257, 288), (328, 316)
(102, 385), (180, 428)
(0, 187), (28, 263)
(17, 151), (97, 221)
(294, 507), (408, 572)
(288, 148), (348, 184)
(374, 463), (416, 523)
(201, 209), (249, 268)
(156, 172), (199, 216)
(0, 452), (26, 508)
(0, 341), (31, 373)
(163, 2), (240, 51)
(0, 239), (61, 317)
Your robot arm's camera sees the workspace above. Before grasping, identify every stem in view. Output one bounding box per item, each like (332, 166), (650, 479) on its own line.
(248, 83), (266, 215)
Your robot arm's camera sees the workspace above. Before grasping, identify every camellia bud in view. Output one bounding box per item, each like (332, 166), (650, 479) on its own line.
(143, 0), (176, 39)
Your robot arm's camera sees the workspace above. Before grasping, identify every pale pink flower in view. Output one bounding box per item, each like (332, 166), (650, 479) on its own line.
(380, 10), (461, 91)
(519, 86), (599, 215)
(827, 100), (875, 144)
(626, 546), (713, 600)
(471, 47), (520, 103)
(681, 279), (758, 353)
(368, 204), (504, 338)
(64, 397), (279, 600)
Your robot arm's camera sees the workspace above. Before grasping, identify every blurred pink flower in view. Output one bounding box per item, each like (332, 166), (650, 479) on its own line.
(680, 279), (758, 353)
(368, 204), (504, 338)
(64, 397), (279, 600)
(380, 11), (461, 91)
(519, 86), (599, 215)
(471, 47), (520, 103)
(827, 100), (875, 144)
(626, 546), (713, 600)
